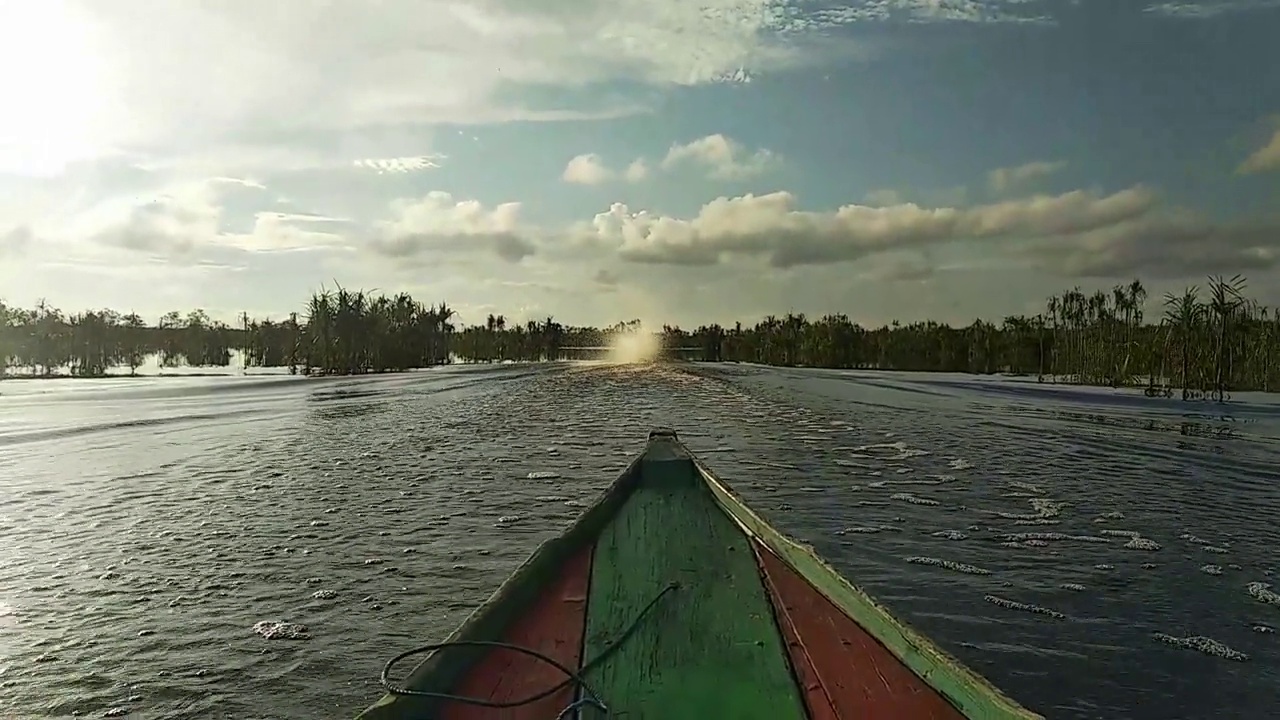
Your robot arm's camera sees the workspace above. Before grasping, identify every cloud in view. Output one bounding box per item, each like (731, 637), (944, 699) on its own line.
(1143, 0), (1280, 18)
(584, 186), (1173, 271)
(593, 268), (621, 288)
(988, 160), (1067, 193)
(563, 135), (775, 185)
(863, 189), (904, 207)
(353, 156), (445, 174)
(71, 177), (351, 260)
(369, 191), (535, 263)
(1238, 127), (1280, 174)
(660, 134), (779, 180)
(563, 154), (614, 185)
(24, 0), (899, 177)
(624, 159), (650, 183)
(801, 1), (1053, 24)
(1031, 211), (1280, 278)
(1, 225), (33, 258)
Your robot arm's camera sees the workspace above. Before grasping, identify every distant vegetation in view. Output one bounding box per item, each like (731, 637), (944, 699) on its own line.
(2, 275), (1277, 399)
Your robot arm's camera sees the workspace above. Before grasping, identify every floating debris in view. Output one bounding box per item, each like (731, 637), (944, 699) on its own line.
(1152, 633), (1247, 661)
(1253, 625), (1275, 634)
(906, 556), (991, 575)
(984, 594), (1065, 619)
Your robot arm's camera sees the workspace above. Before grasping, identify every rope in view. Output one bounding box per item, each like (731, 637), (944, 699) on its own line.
(381, 581), (681, 717)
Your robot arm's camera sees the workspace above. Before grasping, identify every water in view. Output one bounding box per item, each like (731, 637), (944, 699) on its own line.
(1, 363), (1277, 719)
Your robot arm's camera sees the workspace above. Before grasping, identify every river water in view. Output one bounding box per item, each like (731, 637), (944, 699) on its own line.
(1, 363), (1277, 719)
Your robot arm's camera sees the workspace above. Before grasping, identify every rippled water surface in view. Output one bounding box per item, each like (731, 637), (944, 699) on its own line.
(2, 363), (1278, 719)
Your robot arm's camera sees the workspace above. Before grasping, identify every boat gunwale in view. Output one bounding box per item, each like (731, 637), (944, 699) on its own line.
(355, 446), (652, 719)
(690, 450), (1045, 720)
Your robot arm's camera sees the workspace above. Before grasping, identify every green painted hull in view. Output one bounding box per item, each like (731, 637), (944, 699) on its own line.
(357, 428), (1042, 720)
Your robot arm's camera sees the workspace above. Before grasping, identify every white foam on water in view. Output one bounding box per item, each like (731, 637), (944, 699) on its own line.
(1152, 633), (1248, 661)
(1099, 529), (1141, 538)
(1005, 532), (1110, 544)
(854, 441), (931, 462)
(1061, 583), (1087, 591)
(1247, 582), (1280, 605)
(252, 621), (310, 640)
(890, 492), (940, 506)
(526, 471), (561, 480)
(948, 458), (974, 470)
(984, 594), (1065, 619)
(907, 556), (991, 575)
(1124, 537), (1161, 551)
(311, 589), (336, 599)
(836, 525), (897, 534)
(1009, 481), (1044, 494)
(1201, 565), (1224, 576)
(932, 530), (968, 540)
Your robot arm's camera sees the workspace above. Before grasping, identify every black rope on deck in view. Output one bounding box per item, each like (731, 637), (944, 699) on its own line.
(380, 581), (681, 718)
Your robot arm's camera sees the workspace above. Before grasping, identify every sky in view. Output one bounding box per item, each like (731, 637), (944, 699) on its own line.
(2, 0), (1280, 330)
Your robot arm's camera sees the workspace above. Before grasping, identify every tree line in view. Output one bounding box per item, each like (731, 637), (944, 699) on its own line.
(2, 275), (1277, 398)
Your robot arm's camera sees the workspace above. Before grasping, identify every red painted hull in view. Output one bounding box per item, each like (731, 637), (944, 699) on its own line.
(754, 541), (967, 720)
(439, 547), (593, 720)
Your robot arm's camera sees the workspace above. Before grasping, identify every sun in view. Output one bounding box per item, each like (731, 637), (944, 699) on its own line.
(0, 0), (117, 177)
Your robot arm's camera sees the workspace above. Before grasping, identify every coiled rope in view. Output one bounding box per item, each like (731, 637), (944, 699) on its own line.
(381, 581), (681, 718)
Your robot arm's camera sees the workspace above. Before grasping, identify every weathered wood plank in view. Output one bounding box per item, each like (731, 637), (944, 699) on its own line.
(581, 456), (809, 720)
(440, 546), (593, 720)
(755, 540), (967, 720)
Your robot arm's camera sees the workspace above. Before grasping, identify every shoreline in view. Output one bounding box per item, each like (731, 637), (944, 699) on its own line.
(0, 362), (1257, 398)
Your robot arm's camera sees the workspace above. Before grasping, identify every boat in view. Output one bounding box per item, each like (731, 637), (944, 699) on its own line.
(358, 428), (1042, 720)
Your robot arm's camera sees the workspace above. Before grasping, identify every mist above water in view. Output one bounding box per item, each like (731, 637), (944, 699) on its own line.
(604, 325), (661, 364)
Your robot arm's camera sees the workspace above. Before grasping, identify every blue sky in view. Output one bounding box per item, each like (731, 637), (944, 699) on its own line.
(2, 0), (1279, 329)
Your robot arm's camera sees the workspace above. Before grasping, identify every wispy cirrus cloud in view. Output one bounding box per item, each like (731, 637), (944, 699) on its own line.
(1143, 0), (1280, 17)
(353, 156), (445, 174)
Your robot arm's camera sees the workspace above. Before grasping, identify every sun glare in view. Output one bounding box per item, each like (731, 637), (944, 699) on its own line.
(0, 0), (116, 176)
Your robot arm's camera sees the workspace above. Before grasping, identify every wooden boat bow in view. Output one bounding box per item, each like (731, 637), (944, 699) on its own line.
(359, 428), (1043, 720)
